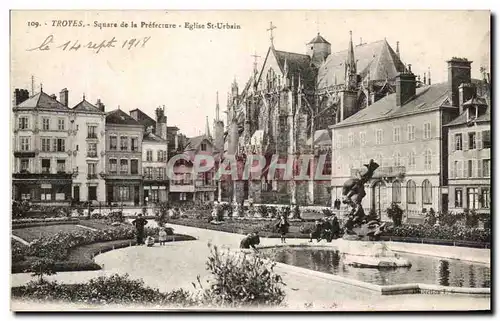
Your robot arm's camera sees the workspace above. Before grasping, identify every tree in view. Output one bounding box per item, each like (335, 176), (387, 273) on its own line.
(385, 202), (404, 226)
(28, 258), (57, 284)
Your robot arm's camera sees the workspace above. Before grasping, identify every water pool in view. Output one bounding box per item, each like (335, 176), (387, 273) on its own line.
(262, 247), (490, 288)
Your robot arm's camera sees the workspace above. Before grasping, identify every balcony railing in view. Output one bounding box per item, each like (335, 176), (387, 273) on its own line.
(87, 174), (98, 179)
(87, 134), (98, 139)
(87, 152), (98, 157)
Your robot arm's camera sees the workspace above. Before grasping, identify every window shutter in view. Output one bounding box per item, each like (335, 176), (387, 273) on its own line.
(450, 135), (455, 152)
(53, 139), (57, 152)
(472, 160), (477, 178)
(463, 160), (468, 178)
(463, 133), (469, 151)
(477, 159), (483, 177)
(476, 131), (483, 149)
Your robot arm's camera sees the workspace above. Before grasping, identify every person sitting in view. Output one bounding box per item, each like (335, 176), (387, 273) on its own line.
(240, 231), (260, 250)
(321, 218), (333, 242)
(145, 235), (155, 247)
(309, 220), (323, 243)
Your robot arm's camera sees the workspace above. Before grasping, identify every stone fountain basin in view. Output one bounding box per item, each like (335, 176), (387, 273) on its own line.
(337, 239), (412, 268)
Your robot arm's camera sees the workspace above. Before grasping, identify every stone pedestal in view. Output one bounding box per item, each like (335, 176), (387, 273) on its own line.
(337, 239), (412, 268)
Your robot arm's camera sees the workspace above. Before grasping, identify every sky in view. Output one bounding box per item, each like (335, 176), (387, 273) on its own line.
(11, 10), (490, 137)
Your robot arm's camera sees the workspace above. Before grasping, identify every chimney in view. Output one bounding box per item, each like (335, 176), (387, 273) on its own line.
(96, 99), (105, 112)
(458, 83), (476, 114)
(13, 89), (30, 106)
(395, 66), (416, 107)
(60, 88), (69, 107)
(447, 58), (472, 107)
(50, 94), (57, 100)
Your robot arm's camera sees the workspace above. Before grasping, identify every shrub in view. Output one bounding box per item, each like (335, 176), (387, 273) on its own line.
(385, 202), (404, 227)
(389, 224), (491, 243)
(108, 211), (124, 223)
(299, 223), (315, 234)
(438, 210), (463, 227)
(280, 206), (291, 219)
(27, 258), (57, 284)
(424, 209), (437, 226)
(216, 205), (224, 222)
(464, 209), (480, 228)
(268, 206), (278, 219)
(193, 244), (286, 307)
(259, 205), (269, 218)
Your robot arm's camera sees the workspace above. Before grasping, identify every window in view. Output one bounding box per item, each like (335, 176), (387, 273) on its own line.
(393, 127), (400, 143)
(407, 124), (415, 141)
(467, 188), (479, 210)
(120, 136), (128, 151)
(467, 160), (473, 177)
(120, 159), (129, 174)
(179, 193), (187, 201)
(392, 180), (401, 203)
(56, 160), (65, 173)
(57, 139), (65, 152)
(150, 189), (159, 202)
(131, 137), (138, 151)
(20, 137), (30, 151)
(88, 186), (97, 201)
(424, 150), (432, 170)
(348, 133), (354, 147)
(87, 125), (97, 139)
(468, 132), (476, 149)
(76, 145), (79, 151)
(360, 132), (366, 146)
(58, 118), (65, 130)
(423, 122), (431, 139)
(42, 118), (50, 130)
(41, 138), (51, 152)
(87, 143), (97, 157)
(42, 159), (51, 173)
(455, 134), (462, 151)
(110, 136), (117, 151)
(201, 143), (207, 151)
(375, 129), (383, 145)
(109, 159), (117, 174)
(18, 117), (29, 130)
(144, 167), (152, 179)
(88, 163), (96, 176)
(456, 161), (463, 178)
(407, 180), (416, 204)
(422, 179), (432, 204)
(408, 151), (416, 169)
(481, 188), (490, 209)
(482, 130), (491, 149)
(482, 159), (490, 177)
(158, 167), (166, 180)
(20, 159), (29, 172)
(118, 186), (130, 201)
(157, 150), (164, 162)
(394, 152), (402, 166)
(130, 159), (138, 175)
(455, 188), (463, 207)
(146, 150), (153, 161)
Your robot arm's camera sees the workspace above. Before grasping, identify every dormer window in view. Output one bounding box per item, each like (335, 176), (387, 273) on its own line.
(201, 143), (207, 151)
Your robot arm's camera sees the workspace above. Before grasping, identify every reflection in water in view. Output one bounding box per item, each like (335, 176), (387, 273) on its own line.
(263, 248), (490, 288)
(438, 260), (450, 286)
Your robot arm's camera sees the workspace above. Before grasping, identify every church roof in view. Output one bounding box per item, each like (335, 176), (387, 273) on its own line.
(106, 109), (142, 126)
(307, 129), (331, 146)
(16, 91), (69, 110)
(274, 49), (317, 90)
(317, 39), (405, 89)
(308, 33), (331, 45)
(72, 99), (103, 113)
(333, 82), (450, 128)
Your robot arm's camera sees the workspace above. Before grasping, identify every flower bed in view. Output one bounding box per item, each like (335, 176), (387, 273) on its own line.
(388, 225), (491, 244)
(13, 217), (80, 224)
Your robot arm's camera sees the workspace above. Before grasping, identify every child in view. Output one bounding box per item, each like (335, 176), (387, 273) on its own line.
(159, 227), (167, 246)
(145, 235), (155, 247)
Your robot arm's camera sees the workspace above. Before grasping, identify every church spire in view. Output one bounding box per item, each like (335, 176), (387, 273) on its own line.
(215, 91), (220, 121)
(345, 31), (357, 90)
(205, 116), (211, 139)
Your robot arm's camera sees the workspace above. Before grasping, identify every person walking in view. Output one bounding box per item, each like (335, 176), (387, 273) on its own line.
(159, 227), (167, 246)
(276, 213), (290, 244)
(131, 213), (148, 245)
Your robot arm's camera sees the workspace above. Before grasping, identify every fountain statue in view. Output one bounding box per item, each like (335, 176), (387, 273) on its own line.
(337, 159), (411, 268)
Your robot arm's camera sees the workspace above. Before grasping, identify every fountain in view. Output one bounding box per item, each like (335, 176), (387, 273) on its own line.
(336, 159), (411, 268)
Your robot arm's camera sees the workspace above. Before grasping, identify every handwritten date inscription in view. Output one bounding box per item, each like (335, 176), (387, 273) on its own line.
(27, 35), (151, 54)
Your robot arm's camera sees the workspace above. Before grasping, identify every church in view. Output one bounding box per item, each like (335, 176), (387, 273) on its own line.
(214, 24), (424, 206)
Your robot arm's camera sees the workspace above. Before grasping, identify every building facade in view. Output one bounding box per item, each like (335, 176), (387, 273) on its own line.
(170, 135), (217, 204)
(12, 88), (73, 205)
(70, 96), (106, 204)
(104, 109), (143, 206)
(446, 80), (491, 214)
(330, 58), (481, 221)
(221, 30), (413, 206)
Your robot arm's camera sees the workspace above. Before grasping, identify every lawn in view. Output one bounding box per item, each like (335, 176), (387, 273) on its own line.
(12, 224), (89, 242)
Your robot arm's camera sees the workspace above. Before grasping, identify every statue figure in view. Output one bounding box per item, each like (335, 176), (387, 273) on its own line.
(341, 159), (386, 238)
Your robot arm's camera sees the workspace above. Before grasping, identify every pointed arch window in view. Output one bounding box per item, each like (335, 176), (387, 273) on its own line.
(266, 68), (277, 90)
(407, 180), (416, 204)
(422, 179), (432, 204)
(392, 180), (402, 203)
